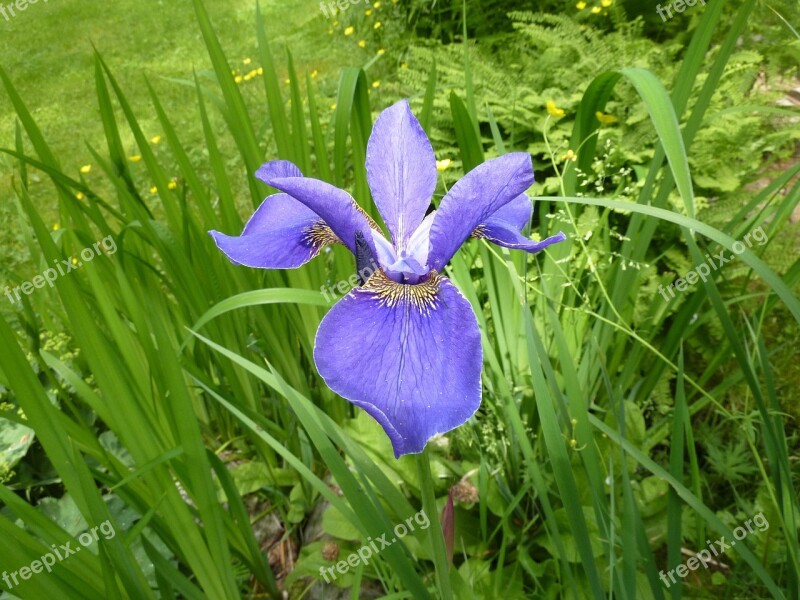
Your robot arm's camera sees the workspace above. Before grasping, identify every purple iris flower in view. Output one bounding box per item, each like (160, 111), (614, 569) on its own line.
(209, 99), (566, 457)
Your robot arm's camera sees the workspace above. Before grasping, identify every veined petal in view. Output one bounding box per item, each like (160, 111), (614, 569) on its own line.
(366, 99), (437, 250)
(474, 193), (567, 253)
(257, 159), (380, 256)
(486, 194), (532, 232)
(209, 193), (336, 269)
(479, 222), (567, 253)
(428, 153), (534, 271)
(314, 271), (482, 457)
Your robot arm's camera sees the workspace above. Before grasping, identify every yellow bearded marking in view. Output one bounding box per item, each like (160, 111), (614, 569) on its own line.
(361, 269), (441, 313)
(353, 202), (382, 233)
(470, 224), (487, 239)
(304, 220), (341, 249)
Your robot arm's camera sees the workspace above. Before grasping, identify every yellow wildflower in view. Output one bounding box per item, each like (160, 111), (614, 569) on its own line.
(601, 0), (612, 6)
(256, 67), (264, 75)
(234, 75), (243, 84)
(52, 223), (60, 231)
(377, 48), (385, 55)
(436, 159), (452, 172)
(576, 1), (586, 8)
(596, 111), (618, 124)
(358, 40), (366, 48)
(151, 135), (162, 144)
(562, 149), (577, 161)
(546, 100), (565, 118)
(168, 180), (178, 190)
(243, 57), (252, 65)
(80, 165), (91, 174)
(71, 257), (79, 266)
(591, 5), (601, 13)
(150, 186), (158, 194)
(372, 80), (381, 88)
(75, 192), (85, 200)
(374, 1), (381, 7)
(374, 21), (381, 29)
(365, 8), (372, 15)
(344, 26), (354, 35)
(129, 155), (142, 162)
(311, 69), (318, 78)
(400, 62), (408, 69)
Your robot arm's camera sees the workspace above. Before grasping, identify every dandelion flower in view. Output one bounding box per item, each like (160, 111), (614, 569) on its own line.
(591, 5), (601, 13)
(151, 135), (162, 144)
(546, 100), (566, 118)
(601, 0), (612, 6)
(374, 21), (381, 29)
(80, 165), (91, 174)
(576, 1), (586, 8)
(344, 26), (354, 35)
(373, 1), (381, 7)
(377, 48), (385, 55)
(150, 186), (158, 194)
(365, 8), (373, 15)
(168, 180), (178, 190)
(372, 80), (381, 88)
(358, 40), (367, 48)
(234, 75), (243, 84)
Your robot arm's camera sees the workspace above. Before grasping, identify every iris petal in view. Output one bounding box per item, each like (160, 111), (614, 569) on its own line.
(475, 193), (567, 253)
(314, 271), (482, 457)
(481, 222), (567, 252)
(427, 153), (535, 271)
(366, 99), (437, 250)
(257, 159), (380, 256)
(209, 193), (334, 269)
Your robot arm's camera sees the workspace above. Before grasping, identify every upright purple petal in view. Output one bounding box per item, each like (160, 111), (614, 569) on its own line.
(314, 272), (482, 457)
(366, 100), (437, 250)
(427, 153), (535, 271)
(475, 193), (567, 253)
(257, 160), (380, 256)
(209, 193), (336, 269)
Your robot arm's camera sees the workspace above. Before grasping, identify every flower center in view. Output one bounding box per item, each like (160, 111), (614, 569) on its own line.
(361, 269), (441, 313)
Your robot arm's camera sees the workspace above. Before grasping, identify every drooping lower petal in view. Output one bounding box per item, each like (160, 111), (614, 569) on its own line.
(209, 193), (336, 269)
(479, 222), (567, 253)
(427, 153), (535, 271)
(474, 193), (567, 253)
(366, 99), (437, 250)
(314, 271), (483, 457)
(256, 159), (380, 256)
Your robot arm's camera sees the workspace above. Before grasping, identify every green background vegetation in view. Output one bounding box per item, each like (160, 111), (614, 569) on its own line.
(0, 0), (798, 598)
